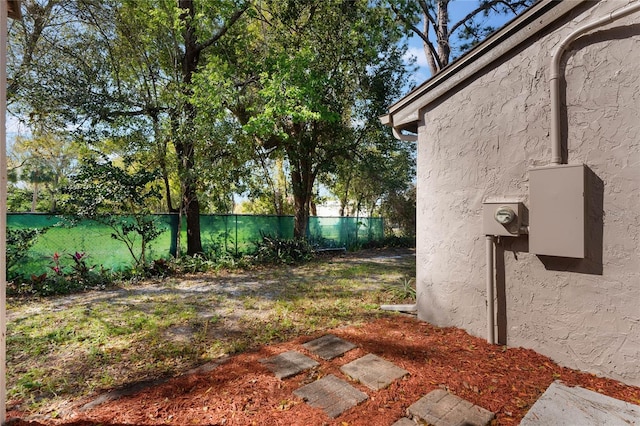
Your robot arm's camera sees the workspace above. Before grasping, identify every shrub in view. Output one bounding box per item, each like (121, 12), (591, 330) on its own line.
(253, 235), (314, 265)
(361, 234), (415, 249)
(6, 228), (47, 279)
(8, 251), (110, 297)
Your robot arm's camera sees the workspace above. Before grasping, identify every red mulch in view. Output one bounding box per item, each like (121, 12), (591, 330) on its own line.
(9, 316), (640, 426)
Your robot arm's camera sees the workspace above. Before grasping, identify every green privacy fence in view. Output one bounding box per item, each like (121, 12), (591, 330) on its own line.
(7, 213), (384, 278)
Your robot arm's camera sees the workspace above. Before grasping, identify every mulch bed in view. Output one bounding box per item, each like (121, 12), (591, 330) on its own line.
(9, 315), (640, 425)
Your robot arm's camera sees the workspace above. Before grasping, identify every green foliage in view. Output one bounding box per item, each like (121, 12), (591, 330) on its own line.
(62, 159), (165, 269)
(167, 254), (217, 274)
(225, 0), (410, 238)
(9, 251), (110, 297)
(379, 185), (416, 237)
(384, 276), (416, 302)
(253, 235), (314, 265)
(6, 227), (45, 276)
(362, 235), (416, 249)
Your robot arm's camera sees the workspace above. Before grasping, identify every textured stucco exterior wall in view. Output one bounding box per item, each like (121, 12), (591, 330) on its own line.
(415, 1), (640, 385)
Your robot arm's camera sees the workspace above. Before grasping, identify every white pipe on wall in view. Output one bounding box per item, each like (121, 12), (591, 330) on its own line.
(550, 0), (640, 165)
(486, 235), (495, 344)
(392, 127), (418, 142)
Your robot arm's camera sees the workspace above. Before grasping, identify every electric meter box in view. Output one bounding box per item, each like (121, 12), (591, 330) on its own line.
(482, 202), (524, 236)
(529, 164), (585, 258)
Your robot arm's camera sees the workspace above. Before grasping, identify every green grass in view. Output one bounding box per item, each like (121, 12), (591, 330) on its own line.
(7, 250), (415, 415)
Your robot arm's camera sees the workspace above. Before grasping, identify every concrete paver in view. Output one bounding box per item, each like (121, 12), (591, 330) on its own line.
(407, 389), (495, 426)
(302, 334), (356, 360)
(391, 418), (417, 426)
(340, 353), (409, 390)
(293, 374), (368, 418)
(259, 350), (319, 379)
(520, 381), (640, 426)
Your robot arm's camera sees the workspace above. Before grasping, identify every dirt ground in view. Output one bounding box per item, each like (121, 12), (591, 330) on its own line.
(7, 249), (640, 425)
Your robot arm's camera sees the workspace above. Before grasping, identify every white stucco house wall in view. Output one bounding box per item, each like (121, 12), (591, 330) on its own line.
(382, 0), (640, 386)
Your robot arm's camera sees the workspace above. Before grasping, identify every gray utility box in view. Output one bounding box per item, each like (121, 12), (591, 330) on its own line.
(482, 202), (525, 236)
(529, 164), (586, 258)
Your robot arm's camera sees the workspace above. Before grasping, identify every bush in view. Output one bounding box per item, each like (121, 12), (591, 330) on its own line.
(6, 228), (46, 279)
(253, 235), (314, 265)
(8, 251), (110, 297)
(361, 234), (415, 249)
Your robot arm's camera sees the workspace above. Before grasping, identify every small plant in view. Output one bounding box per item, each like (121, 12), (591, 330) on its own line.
(8, 250), (109, 296)
(170, 254), (216, 274)
(253, 235), (314, 265)
(384, 276), (416, 302)
(362, 235), (416, 249)
(61, 159), (165, 271)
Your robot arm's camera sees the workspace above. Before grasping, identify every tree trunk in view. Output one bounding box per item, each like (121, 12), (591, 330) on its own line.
(173, 129), (203, 255)
(293, 189), (309, 239)
(176, 0), (203, 255)
(422, 11), (439, 76)
(289, 145), (315, 239)
(436, 0), (450, 68)
(183, 177), (203, 255)
(31, 181), (38, 212)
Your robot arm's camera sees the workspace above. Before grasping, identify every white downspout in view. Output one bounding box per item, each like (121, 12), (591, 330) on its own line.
(486, 235), (495, 344)
(392, 127), (418, 142)
(550, 1), (640, 165)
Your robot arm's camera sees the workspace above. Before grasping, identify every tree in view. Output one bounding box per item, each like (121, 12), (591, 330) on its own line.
(380, 184), (416, 236)
(62, 159), (164, 269)
(8, 0), (251, 256)
(239, 152), (294, 216)
(226, 0), (410, 238)
(388, 0), (534, 76)
(10, 132), (79, 212)
(321, 35), (416, 219)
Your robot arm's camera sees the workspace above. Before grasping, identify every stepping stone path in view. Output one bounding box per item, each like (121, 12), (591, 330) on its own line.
(293, 374), (368, 418)
(404, 388), (495, 426)
(260, 334), (495, 424)
(302, 334), (356, 360)
(259, 350), (319, 379)
(340, 353), (409, 390)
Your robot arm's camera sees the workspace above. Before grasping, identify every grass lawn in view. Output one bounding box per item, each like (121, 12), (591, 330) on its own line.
(7, 249), (415, 417)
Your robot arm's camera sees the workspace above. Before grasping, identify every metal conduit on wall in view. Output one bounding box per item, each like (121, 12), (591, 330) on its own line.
(484, 0), (640, 345)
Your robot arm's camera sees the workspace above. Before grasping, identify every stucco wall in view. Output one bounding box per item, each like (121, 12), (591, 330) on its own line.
(415, 0), (640, 385)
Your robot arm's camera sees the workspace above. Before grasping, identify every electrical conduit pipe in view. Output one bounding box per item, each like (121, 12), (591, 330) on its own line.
(486, 236), (495, 344)
(550, 0), (640, 165)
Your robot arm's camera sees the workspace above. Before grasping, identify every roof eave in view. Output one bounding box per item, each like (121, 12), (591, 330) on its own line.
(384, 0), (588, 135)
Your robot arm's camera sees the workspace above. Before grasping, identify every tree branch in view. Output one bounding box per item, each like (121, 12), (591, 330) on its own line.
(448, 0), (530, 38)
(196, 2), (250, 54)
(389, 3), (442, 72)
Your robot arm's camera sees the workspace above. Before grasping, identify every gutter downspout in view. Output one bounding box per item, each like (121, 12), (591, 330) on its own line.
(550, 1), (640, 165)
(486, 236), (495, 344)
(392, 127), (418, 142)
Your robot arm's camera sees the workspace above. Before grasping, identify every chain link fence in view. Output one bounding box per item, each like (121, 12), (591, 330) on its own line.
(7, 213), (384, 278)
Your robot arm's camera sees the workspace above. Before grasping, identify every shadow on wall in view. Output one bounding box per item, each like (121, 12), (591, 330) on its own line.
(491, 168), (604, 345)
(537, 167), (604, 276)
